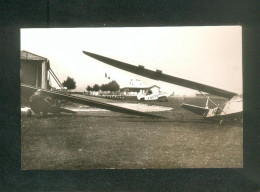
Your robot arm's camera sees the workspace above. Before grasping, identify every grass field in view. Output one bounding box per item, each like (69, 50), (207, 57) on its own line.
(21, 97), (242, 169)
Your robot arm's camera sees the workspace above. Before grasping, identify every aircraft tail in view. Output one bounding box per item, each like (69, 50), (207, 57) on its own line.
(181, 103), (209, 116)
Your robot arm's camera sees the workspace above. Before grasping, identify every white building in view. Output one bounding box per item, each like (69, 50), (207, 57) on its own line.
(121, 85), (160, 96)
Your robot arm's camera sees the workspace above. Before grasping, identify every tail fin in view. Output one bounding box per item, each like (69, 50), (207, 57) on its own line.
(181, 103), (209, 116)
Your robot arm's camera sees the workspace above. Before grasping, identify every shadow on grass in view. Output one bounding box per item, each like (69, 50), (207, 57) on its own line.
(22, 113), (141, 119)
(118, 117), (243, 127)
(22, 113), (242, 127)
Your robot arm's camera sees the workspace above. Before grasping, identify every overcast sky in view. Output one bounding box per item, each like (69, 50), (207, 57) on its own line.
(21, 26), (242, 95)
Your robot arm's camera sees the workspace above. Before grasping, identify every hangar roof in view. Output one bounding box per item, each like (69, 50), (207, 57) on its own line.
(21, 50), (48, 61)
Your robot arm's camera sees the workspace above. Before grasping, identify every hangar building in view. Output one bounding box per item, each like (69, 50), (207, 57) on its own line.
(20, 50), (50, 89)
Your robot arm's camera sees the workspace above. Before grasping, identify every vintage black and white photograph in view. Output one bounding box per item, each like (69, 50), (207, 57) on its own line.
(20, 26), (242, 169)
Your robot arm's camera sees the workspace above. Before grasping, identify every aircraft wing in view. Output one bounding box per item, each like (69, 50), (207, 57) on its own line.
(83, 51), (237, 99)
(181, 104), (209, 116)
(21, 83), (163, 119)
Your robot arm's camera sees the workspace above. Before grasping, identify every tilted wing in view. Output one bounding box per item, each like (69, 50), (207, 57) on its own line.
(181, 104), (209, 116)
(83, 51), (237, 99)
(21, 83), (163, 119)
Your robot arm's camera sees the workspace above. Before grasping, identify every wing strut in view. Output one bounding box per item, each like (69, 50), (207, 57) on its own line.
(49, 68), (68, 94)
(197, 90), (226, 115)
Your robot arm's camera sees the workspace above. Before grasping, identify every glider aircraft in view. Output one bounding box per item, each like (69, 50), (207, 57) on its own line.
(21, 85), (162, 119)
(83, 51), (243, 125)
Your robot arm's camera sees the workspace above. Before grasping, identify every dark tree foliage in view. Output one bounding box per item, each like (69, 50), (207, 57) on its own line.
(87, 80), (120, 92)
(93, 84), (100, 91)
(62, 76), (76, 90)
(86, 85), (93, 91)
(100, 84), (108, 91)
(107, 80), (120, 92)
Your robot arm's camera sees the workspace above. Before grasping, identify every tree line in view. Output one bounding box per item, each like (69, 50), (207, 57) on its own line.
(61, 76), (120, 92)
(86, 80), (120, 92)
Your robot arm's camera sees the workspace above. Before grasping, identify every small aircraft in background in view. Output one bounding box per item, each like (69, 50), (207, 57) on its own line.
(137, 89), (174, 102)
(83, 51), (243, 125)
(122, 80), (173, 102)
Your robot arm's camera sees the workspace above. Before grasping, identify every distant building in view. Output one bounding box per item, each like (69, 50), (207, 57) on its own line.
(121, 85), (160, 96)
(52, 87), (67, 91)
(20, 50), (50, 89)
